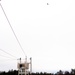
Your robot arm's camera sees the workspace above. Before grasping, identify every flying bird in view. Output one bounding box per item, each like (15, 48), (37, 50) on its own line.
(47, 3), (49, 5)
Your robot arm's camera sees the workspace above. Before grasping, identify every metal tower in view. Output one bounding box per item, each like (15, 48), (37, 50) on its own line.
(17, 57), (32, 75)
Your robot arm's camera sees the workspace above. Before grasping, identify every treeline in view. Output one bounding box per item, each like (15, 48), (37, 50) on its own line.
(0, 69), (75, 75)
(0, 70), (18, 75)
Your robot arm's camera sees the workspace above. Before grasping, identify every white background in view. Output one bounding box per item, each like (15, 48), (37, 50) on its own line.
(0, 0), (75, 73)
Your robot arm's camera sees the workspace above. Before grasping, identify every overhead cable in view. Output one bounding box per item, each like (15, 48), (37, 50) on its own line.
(0, 54), (17, 60)
(0, 3), (26, 57)
(0, 48), (17, 59)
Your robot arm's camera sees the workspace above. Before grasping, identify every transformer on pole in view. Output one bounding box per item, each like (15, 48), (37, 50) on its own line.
(17, 57), (32, 75)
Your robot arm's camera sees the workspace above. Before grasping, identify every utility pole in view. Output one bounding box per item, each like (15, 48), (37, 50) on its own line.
(30, 57), (32, 74)
(17, 57), (32, 75)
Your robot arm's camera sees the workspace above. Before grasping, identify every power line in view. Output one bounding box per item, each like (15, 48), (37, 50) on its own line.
(0, 54), (17, 60)
(0, 3), (27, 57)
(0, 48), (17, 59)
(0, 59), (17, 63)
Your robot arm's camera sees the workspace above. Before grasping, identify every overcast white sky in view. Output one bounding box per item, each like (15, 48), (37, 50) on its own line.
(0, 0), (75, 73)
